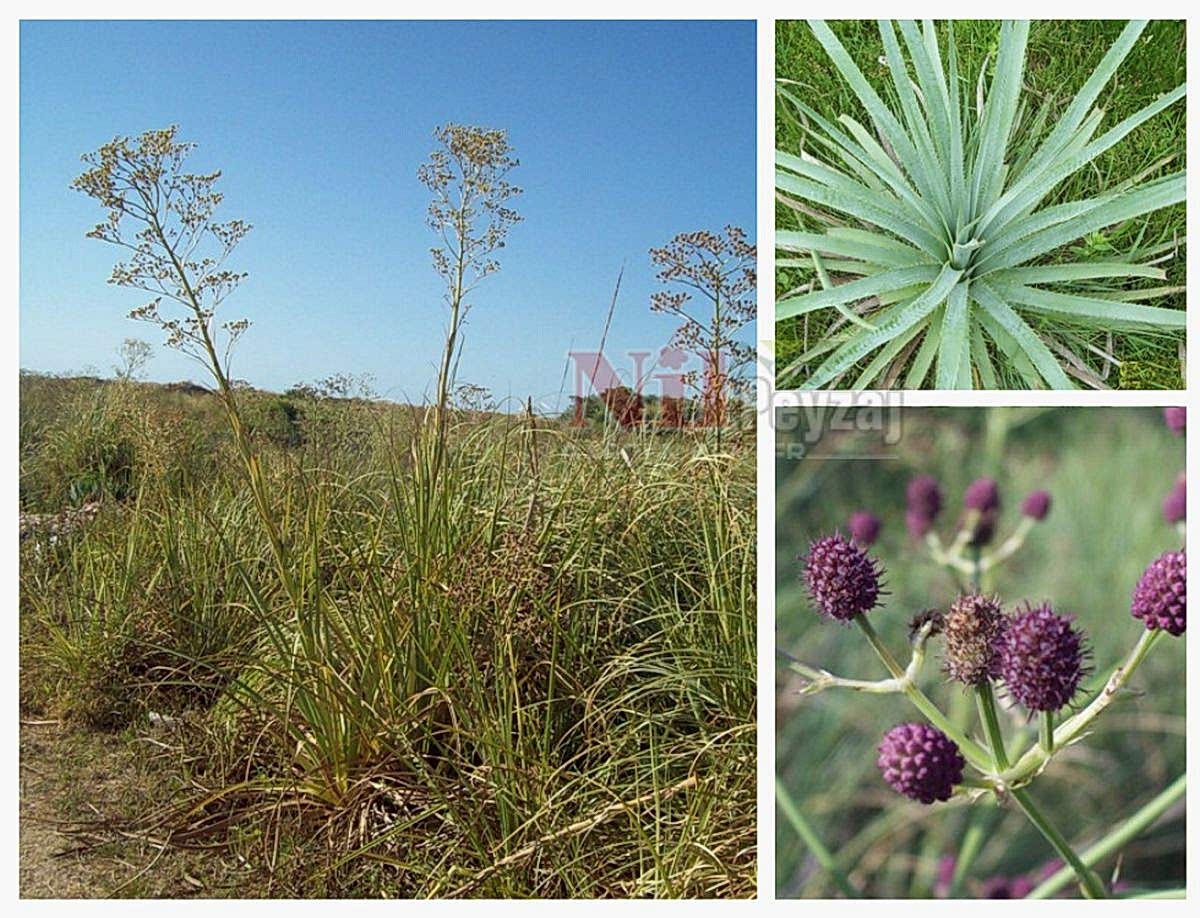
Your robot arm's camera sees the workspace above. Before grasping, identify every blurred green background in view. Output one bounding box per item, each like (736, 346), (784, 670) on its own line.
(775, 407), (1185, 897)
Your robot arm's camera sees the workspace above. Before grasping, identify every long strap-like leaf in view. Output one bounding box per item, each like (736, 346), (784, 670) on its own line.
(935, 280), (972, 389)
(976, 172), (1185, 273)
(981, 82), (1185, 235)
(776, 229), (929, 269)
(777, 264), (939, 320)
(973, 280), (1075, 388)
(970, 21), (1029, 215)
(777, 170), (946, 256)
(999, 283), (1185, 329)
(805, 265), (963, 388)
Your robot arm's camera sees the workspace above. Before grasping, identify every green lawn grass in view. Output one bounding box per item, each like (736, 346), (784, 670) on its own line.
(775, 20), (1186, 389)
(775, 407), (1185, 896)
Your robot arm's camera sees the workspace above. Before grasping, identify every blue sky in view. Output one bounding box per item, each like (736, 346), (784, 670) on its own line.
(20, 20), (756, 412)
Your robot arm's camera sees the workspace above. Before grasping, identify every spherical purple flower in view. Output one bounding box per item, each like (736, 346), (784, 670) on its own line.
(847, 510), (882, 546)
(1131, 550), (1186, 636)
(1163, 407), (1186, 435)
(964, 477), (1001, 513)
(996, 603), (1088, 712)
(1020, 490), (1051, 521)
(877, 723), (965, 804)
(801, 533), (884, 621)
(1162, 477), (1186, 525)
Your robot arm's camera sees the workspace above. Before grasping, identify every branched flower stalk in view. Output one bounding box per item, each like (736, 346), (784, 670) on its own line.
(71, 125), (301, 607)
(417, 123), (521, 480)
(649, 226), (756, 438)
(787, 433), (1186, 898)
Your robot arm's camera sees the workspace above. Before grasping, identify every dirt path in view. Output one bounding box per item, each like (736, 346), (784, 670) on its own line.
(20, 721), (257, 898)
(20, 722), (131, 897)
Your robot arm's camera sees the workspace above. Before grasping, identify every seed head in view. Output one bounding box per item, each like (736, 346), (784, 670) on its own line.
(1131, 550), (1186, 636)
(943, 594), (1007, 685)
(847, 510), (882, 546)
(1163, 406), (1186, 435)
(996, 603), (1088, 712)
(877, 723), (965, 804)
(801, 533), (885, 621)
(1162, 476), (1186, 525)
(1020, 490), (1051, 521)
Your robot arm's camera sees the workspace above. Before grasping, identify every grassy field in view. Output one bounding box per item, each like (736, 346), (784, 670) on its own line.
(775, 20), (1186, 389)
(775, 407), (1185, 897)
(19, 372), (756, 898)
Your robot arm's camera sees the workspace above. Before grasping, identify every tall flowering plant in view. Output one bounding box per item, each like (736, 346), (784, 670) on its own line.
(783, 411), (1185, 898)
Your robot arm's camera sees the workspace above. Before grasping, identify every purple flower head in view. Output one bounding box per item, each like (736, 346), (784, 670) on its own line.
(1131, 550), (1186, 636)
(847, 510), (882, 547)
(1162, 477), (1186, 525)
(801, 533), (885, 622)
(907, 475), (943, 516)
(943, 594), (1008, 685)
(964, 477), (1001, 513)
(1020, 490), (1052, 522)
(877, 723), (965, 804)
(1163, 406), (1186, 435)
(996, 603), (1089, 712)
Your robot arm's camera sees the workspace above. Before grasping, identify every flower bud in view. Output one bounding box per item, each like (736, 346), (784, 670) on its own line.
(1020, 490), (1051, 521)
(847, 510), (882, 546)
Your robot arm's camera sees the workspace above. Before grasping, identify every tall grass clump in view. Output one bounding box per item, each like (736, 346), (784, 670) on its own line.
(776, 20), (1185, 389)
(21, 124), (757, 897)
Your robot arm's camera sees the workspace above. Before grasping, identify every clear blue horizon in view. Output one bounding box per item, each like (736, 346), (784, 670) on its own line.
(20, 19), (756, 413)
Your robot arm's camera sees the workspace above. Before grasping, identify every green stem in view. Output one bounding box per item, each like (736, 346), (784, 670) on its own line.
(855, 616), (992, 771)
(975, 682), (1008, 770)
(948, 807), (991, 898)
(1011, 787), (1107, 898)
(1040, 711), (1054, 755)
(1123, 889), (1186, 899)
(1029, 774), (1185, 899)
(776, 779), (859, 898)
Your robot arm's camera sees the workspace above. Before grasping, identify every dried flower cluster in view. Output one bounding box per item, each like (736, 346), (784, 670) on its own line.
(649, 225), (756, 426)
(71, 125), (252, 370)
(942, 593), (1006, 686)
